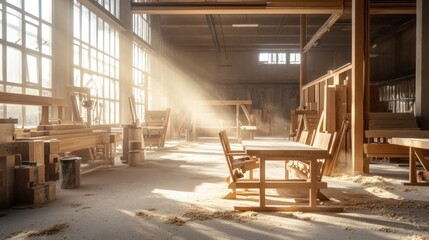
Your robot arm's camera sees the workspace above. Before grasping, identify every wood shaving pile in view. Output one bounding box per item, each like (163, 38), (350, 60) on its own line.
(28, 223), (69, 237)
(135, 211), (153, 219)
(137, 207), (258, 226)
(275, 212), (314, 222)
(403, 235), (429, 240)
(164, 216), (186, 226)
(182, 208), (257, 223)
(328, 193), (429, 229)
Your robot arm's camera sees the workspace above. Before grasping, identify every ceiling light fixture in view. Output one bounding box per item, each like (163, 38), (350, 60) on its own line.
(232, 24), (259, 28)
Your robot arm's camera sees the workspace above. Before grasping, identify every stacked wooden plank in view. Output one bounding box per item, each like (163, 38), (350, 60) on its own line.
(363, 112), (429, 159)
(13, 140), (59, 206)
(0, 119), (18, 208)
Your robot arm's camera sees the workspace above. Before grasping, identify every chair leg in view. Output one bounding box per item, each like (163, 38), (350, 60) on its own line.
(317, 190), (330, 201)
(249, 169), (254, 180)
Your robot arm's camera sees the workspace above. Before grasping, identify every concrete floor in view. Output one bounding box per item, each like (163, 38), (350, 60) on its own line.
(1, 139), (429, 240)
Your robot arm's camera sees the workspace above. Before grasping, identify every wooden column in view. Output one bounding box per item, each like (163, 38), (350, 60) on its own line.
(351, 0), (369, 174)
(416, 0), (429, 130)
(119, 0), (134, 124)
(52, 0), (73, 121)
(300, 15), (307, 108)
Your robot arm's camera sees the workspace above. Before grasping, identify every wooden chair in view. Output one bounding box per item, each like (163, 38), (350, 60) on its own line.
(287, 131), (334, 181)
(218, 130), (259, 198)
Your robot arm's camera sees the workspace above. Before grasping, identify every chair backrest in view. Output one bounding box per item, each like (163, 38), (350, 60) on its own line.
(311, 131), (332, 150)
(218, 130), (235, 180)
(311, 131), (340, 179)
(298, 130), (309, 144)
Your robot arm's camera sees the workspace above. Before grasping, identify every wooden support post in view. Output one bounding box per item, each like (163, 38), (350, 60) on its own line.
(236, 104), (240, 139)
(259, 158), (266, 208)
(416, 0), (429, 130)
(409, 148), (417, 184)
(351, 0), (368, 174)
(300, 14), (307, 107)
(40, 106), (49, 125)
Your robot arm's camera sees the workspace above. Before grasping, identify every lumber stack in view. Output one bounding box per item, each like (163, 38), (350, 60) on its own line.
(1, 119), (60, 208)
(0, 119), (18, 208)
(363, 112), (429, 159)
(13, 140), (59, 206)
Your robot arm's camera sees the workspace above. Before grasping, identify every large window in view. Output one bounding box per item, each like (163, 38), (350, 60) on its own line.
(133, 13), (151, 44)
(289, 53), (301, 64)
(132, 43), (150, 120)
(95, 0), (120, 19)
(0, 0), (53, 127)
(259, 53), (286, 65)
(258, 52), (301, 65)
(73, 0), (120, 124)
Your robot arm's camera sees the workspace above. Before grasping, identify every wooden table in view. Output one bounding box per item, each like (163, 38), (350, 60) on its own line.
(391, 138), (429, 185)
(239, 140), (343, 212)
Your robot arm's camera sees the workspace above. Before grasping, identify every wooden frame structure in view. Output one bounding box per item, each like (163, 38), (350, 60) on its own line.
(192, 100), (253, 140)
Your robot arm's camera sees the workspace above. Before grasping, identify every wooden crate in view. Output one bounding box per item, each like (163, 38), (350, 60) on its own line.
(0, 155), (15, 208)
(17, 141), (45, 165)
(14, 165), (45, 188)
(15, 181), (56, 206)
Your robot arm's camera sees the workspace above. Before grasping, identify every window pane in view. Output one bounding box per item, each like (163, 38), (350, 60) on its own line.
(26, 54), (39, 84)
(278, 53), (286, 64)
(290, 53), (301, 64)
(73, 44), (80, 65)
(41, 0), (52, 23)
(0, 46), (2, 81)
(0, 4), (3, 39)
(81, 7), (89, 43)
(90, 12), (97, 47)
(25, 105), (39, 126)
(73, 68), (81, 86)
(41, 57), (51, 88)
(25, 87), (39, 95)
(6, 104), (23, 126)
(7, 47), (22, 83)
(6, 86), (21, 94)
(259, 53), (268, 63)
(24, 0), (39, 17)
(73, 3), (81, 38)
(25, 22), (39, 51)
(6, 7), (22, 44)
(41, 24), (51, 55)
(7, 0), (21, 8)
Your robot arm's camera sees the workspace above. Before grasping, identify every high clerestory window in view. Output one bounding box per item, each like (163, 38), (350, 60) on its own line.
(95, 0), (120, 19)
(289, 53), (301, 64)
(258, 52), (301, 65)
(133, 13), (151, 44)
(0, 0), (53, 127)
(73, 0), (120, 124)
(259, 53), (286, 64)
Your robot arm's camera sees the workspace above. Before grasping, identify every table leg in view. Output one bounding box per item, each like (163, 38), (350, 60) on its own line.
(260, 157), (266, 208)
(409, 147), (417, 184)
(309, 159), (317, 208)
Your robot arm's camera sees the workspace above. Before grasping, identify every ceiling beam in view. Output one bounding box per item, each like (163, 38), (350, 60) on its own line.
(206, 15), (220, 51)
(131, 1), (415, 15)
(303, 14), (342, 53)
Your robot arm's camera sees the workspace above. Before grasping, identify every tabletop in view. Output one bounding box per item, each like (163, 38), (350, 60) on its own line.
(242, 139), (330, 159)
(391, 137), (429, 150)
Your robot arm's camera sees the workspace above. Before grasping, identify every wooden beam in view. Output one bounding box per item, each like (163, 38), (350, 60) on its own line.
(0, 92), (69, 106)
(300, 14), (307, 107)
(196, 100), (252, 105)
(303, 14), (342, 53)
(131, 1), (415, 15)
(131, 1), (344, 15)
(351, 0), (368, 175)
